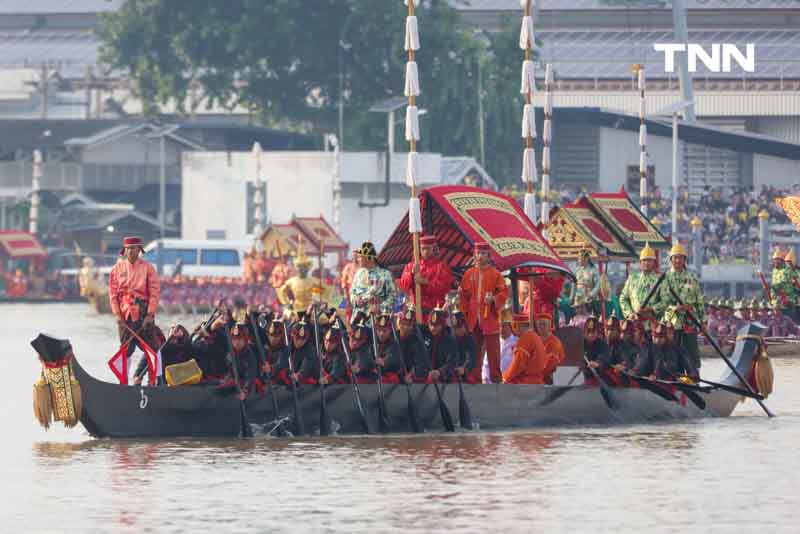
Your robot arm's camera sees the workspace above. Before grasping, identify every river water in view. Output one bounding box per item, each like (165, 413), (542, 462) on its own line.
(2, 303), (799, 533)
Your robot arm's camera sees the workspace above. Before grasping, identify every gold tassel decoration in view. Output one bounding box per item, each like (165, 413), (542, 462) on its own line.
(33, 372), (54, 430)
(754, 345), (774, 399)
(67, 376), (82, 428)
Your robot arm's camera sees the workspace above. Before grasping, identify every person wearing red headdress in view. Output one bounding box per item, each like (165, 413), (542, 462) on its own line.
(502, 314), (547, 384)
(458, 242), (508, 383)
(109, 236), (162, 369)
(398, 234), (453, 322)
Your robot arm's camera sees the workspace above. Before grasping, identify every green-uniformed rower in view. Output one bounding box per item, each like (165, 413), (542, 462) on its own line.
(769, 248), (798, 322)
(571, 249), (601, 315)
(619, 242), (660, 328)
(657, 242), (704, 371)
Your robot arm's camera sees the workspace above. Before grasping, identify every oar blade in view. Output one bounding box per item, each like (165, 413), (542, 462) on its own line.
(434, 383), (455, 432)
(407, 387), (421, 433)
(458, 381), (472, 430)
(239, 404), (253, 438)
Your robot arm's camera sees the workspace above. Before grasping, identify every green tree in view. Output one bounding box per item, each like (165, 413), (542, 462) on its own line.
(99, 1), (527, 186)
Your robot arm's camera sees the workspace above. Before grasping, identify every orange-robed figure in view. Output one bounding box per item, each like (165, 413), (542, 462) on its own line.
(458, 242), (509, 384)
(108, 236), (162, 364)
(502, 313), (548, 384)
(398, 235), (453, 321)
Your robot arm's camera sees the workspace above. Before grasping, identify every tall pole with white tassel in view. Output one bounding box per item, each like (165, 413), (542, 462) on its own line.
(636, 64), (648, 216)
(30, 149), (42, 235)
(520, 1), (539, 328)
(404, 0), (424, 324)
(519, 0), (537, 225)
(252, 142), (264, 250)
(541, 63), (553, 225)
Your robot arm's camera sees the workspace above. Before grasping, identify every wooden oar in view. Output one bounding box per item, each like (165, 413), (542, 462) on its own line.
(221, 324), (253, 438)
(281, 319), (306, 436)
(337, 317), (371, 434)
(311, 304), (330, 436)
(452, 328), (473, 430)
(389, 319), (421, 433)
(414, 325), (455, 432)
(369, 312), (392, 433)
(247, 313), (284, 437)
(622, 371), (680, 403)
(697, 378), (765, 400)
(665, 283), (775, 417)
(583, 356), (619, 410)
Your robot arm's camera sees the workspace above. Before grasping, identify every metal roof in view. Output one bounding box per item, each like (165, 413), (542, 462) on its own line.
(0, 30), (100, 78)
(538, 29), (800, 79)
(0, 0), (123, 14)
(554, 107), (800, 160)
(450, 0), (800, 11)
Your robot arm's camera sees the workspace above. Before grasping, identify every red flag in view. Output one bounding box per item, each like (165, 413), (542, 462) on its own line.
(108, 343), (129, 385)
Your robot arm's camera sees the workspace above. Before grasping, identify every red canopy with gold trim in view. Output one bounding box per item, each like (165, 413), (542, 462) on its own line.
(588, 188), (669, 249)
(0, 231), (47, 259)
(548, 198), (637, 261)
(379, 186), (572, 278)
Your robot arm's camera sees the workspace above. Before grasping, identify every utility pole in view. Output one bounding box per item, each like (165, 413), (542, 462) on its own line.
(672, 0), (696, 122)
(40, 63), (49, 120)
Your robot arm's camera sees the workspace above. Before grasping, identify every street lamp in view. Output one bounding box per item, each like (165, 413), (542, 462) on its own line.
(654, 100), (694, 238)
(145, 124), (180, 275)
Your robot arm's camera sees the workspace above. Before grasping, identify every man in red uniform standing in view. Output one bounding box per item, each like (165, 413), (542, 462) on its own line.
(109, 236), (162, 365)
(398, 235), (453, 322)
(458, 242), (508, 384)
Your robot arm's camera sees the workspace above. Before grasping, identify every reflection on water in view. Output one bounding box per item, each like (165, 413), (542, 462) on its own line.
(4, 305), (800, 533)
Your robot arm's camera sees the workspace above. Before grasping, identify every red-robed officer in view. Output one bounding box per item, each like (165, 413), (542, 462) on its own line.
(458, 242), (509, 384)
(398, 235), (453, 322)
(109, 236), (162, 364)
(523, 267), (565, 324)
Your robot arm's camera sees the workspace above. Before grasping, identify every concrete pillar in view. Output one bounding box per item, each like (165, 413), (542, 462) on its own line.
(759, 209), (770, 274)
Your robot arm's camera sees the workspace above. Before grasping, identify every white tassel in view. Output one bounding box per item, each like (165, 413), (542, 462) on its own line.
(544, 92), (553, 115)
(639, 151), (647, 173)
(524, 193), (537, 222)
(545, 63), (553, 85)
(639, 97), (646, 119)
(522, 104), (537, 139)
(542, 146), (551, 170)
(639, 124), (647, 147)
(404, 61), (420, 97)
(519, 16), (534, 50)
(640, 177), (648, 198)
(541, 201), (550, 224)
(405, 151), (419, 187)
(405, 106), (420, 141)
(543, 119), (552, 143)
(542, 173), (550, 196)
(638, 68), (646, 91)
(409, 197), (422, 233)
(521, 147), (537, 183)
(405, 16), (420, 51)
(520, 60), (536, 94)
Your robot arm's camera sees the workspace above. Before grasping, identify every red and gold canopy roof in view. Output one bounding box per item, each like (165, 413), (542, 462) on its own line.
(379, 186), (573, 278)
(589, 188), (669, 249)
(0, 231), (46, 259)
(548, 197), (637, 261)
